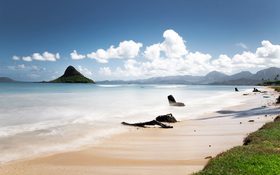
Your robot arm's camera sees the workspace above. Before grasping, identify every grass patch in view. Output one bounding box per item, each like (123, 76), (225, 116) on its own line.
(195, 117), (280, 175)
(260, 80), (280, 86)
(271, 86), (280, 92)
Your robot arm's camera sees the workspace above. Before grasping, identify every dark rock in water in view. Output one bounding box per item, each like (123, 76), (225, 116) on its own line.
(248, 120), (254, 122)
(121, 120), (173, 129)
(243, 93), (249, 96)
(276, 96), (280, 104)
(156, 113), (177, 123)
(235, 87), (239, 92)
(167, 95), (185, 107)
(49, 65), (94, 83)
(274, 116), (280, 122)
(253, 88), (261, 92)
(168, 95), (176, 103)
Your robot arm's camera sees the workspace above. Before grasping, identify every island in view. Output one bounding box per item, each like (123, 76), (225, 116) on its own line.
(49, 65), (95, 83)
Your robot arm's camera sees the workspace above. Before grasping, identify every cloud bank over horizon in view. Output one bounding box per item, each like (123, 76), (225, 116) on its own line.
(10, 29), (280, 80)
(97, 29), (280, 78)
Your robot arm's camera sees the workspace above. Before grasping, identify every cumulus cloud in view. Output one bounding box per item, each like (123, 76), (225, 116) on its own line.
(98, 67), (112, 76)
(22, 56), (32, 62)
(77, 65), (93, 76)
(87, 40), (143, 63)
(144, 29), (188, 60)
(70, 50), (86, 60)
(12, 56), (20, 61)
(256, 40), (280, 58)
(13, 52), (60, 62)
(104, 29), (280, 78)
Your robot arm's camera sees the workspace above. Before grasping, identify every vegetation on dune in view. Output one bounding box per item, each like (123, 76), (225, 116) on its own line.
(260, 80), (280, 86)
(271, 86), (280, 92)
(195, 116), (280, 175)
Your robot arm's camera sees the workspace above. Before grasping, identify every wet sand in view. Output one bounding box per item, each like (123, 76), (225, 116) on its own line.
(0, 88), (279, 175)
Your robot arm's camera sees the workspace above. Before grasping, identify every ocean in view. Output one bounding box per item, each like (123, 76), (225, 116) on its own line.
(0, 83), (254, 163)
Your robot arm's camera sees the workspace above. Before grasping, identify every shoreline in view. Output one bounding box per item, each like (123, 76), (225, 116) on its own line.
(0, 88), (279, 175)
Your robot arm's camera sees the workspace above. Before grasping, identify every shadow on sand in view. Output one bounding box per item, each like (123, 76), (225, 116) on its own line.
(196, 106), (280, 120)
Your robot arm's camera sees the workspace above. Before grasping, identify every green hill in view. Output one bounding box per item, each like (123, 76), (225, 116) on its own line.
(49, 66), (95, 83)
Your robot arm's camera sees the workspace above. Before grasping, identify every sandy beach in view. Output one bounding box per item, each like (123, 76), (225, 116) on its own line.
(0, 88), (279, 175)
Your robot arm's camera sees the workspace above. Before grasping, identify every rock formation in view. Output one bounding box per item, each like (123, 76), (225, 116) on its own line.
(49, 65), (94, 83)
(156, 113), (177, 123)
(168, 95), (185, 106)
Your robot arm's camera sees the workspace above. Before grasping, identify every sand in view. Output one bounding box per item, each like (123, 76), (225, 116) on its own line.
(0, 88), (279, 175)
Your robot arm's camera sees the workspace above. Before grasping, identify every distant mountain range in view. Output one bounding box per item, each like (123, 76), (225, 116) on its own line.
(2, 67), (280, 85)
(97, 67), (280, 85)
(0, 77), (16, 83)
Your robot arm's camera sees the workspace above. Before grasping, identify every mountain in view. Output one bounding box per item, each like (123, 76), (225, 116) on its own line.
(49, 66), (95, 83)
(200, 71), (228, 84)
(97, 67), (280, 85)
(251, 67), (280, 80)
(228, 71), (253, 80)
(0, 77), (16, 82)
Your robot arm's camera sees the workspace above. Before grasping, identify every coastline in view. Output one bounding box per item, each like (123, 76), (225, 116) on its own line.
(0, 87), (279, 175)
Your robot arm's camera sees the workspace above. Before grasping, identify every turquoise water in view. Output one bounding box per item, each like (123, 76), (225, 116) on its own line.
(0, 83), (254, 163)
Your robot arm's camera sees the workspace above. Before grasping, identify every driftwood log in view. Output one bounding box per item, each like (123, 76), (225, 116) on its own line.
(121, 120), (173, 129)
(156, 113), (177, 123)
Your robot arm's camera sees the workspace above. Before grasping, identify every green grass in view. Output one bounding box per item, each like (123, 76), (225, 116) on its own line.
(259, 80), (280, 86)
(195, 117), (280, 175)
(271, 86), (280, 92)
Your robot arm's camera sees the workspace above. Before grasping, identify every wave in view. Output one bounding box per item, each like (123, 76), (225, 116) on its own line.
(150, 85), (188, 89)
(96, 85), (123, 88)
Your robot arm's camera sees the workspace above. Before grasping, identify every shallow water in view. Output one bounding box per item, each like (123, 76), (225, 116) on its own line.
(0, 83), (254, 163)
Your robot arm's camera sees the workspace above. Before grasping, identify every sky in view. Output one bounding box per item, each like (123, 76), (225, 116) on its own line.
(0, 0), (280, 81)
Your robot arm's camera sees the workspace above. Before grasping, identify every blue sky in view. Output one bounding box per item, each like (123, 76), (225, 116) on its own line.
(0, 0), (280, 81)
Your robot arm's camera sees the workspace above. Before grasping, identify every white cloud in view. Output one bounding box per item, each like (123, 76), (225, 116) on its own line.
(7, 64), (46, 73)
(13, 52), (60, 62)
(70, 50), (86, 60)
(161, 29), (188, 58)
(143, 29), (188, 60)
(77, 65), (93, 76)
(11, 29), (280, 79)
(12, 56), (20, 61)
(104, 29), (280, 78)
(99, 67), (112, 76)
(22, 56), (32, 62)
(87, 40), (143, 63)
(236, 42), (248, 49)
(8, 64), (26, 70)
(144, 44), (161, 60)
(256, 40), (280, 58)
